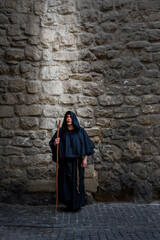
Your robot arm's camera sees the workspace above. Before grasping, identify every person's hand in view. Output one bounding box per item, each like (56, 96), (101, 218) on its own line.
(81, 156), (87, 168)
(54, 138), (60, 146)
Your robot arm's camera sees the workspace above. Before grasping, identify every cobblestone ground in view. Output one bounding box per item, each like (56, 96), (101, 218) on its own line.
(0, 203), (160, 240)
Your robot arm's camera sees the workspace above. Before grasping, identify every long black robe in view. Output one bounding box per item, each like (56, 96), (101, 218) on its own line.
(49, 111), (95, 210)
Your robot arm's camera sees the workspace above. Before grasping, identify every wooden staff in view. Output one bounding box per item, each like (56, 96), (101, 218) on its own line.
(55, 119), (61, 216)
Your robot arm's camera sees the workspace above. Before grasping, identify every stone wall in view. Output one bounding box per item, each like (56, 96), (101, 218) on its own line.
(0, 0), (160, 204)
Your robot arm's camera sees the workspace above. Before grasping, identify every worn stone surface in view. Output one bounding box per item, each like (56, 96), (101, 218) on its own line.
(20, 117), (39, 130)
(0, 0), (160, 204)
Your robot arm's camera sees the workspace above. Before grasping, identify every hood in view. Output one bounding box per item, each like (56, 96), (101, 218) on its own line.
(62, 111), (80, 132)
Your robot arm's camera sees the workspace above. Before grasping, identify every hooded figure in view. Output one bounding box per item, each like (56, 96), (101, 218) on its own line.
(49, 111), (95, 211)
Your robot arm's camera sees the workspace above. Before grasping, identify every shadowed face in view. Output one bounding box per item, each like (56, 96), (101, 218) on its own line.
(66, 114), (73, 126)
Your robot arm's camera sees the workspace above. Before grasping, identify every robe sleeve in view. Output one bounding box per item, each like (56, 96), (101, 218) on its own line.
(82, 128), (95, 156)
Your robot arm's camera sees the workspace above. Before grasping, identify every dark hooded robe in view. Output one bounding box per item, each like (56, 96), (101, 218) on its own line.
(49, 111), (95, 210)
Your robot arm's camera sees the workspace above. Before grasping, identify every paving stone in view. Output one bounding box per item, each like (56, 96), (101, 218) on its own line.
(0, 203), (160, 239)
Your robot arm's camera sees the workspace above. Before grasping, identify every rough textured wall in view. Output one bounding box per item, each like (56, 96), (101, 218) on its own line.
(0, 0), (160, 204)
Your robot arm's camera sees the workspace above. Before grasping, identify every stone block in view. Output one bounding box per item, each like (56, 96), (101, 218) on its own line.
(131, 163), (147, 179)
(15, 105), (42, 116)
(0, 64), (10, 75)
(25, 95), (39, 105)
(127, 41), (150, 48)
(71, 61), (91, 73)
(10, 64), (20, 76)
(41, 66), (68, 81)
(83, 82), (104, 96)
(17, 0), (33, 13)
(147, 43), (160, 52)
(78, 96), (98, 106)
(153, 125), (160, 137)
(5, 48), (24, 61)
(23, 147), (41, 156)
(32, 139), (44, 148)
(94, 107), (113, 117)
(150, 170), (160, 187)
(42, 105), (61, 117)
(97, 118), (110, 127)
(98, 94), (123, 106)
(3, 146), (23, 156)
(23, 146), (42, 156)
(2, 118), (19, 129)
(86, 127), (101, 137)
(121, 59), (145, 79)
(0, 129), (14, 138)
(27, 166), (55, 180)
(40, 118), (56, 129)
(101, 22), (117, 32)
(79, 118), (96, 128)
(101, 145), (121, 161)
(8, 79), (25, 92)
(42, 49), (52, 61)
(85, 164), (97, 178)
(85, 178), (98, 193)
(142, 95), (160, 104)
(20, 117), (39, 130)
(9, 13), (19, 24)
(40, 29), (57, 47)
(26, 81), (41, 94)
(64, 80), (82, 93)
(8, 24), (21, 36)
(114, 107), (140, 118)
(100, 0), (113, 11)
(41, 12), (58, 27)
(11, 137), (33, 147)
(152, 52), (160, 61)
(125, 96), (141, 105)
(0, 106), (14, 117)
(25, 46), (42, 61)
(5, 169), (26, 179)
(42, 81), (63, 96)
(33, 154), (52, 165)
(0, 48), (4, 58)
(53, 51), (78, 61)
(79, 47), (96, 62)
(59, 94), (77, 105)
(25, 23), (40, 35)
(15, 131), (29, 137)
(30, 130), (48, 140)
(60, 32), (75, 46)
(80, 9), (99, 23)
(0, 138), (9, 146)
(75, 0), (92, 10)
(110, 58), (123, 69)
(137, 116), (151, 125)
(90, 136), (100, 144)
(145, 69), (159, 78)
(120, 172), (136, 188)
(39, 94), (58, 105)
(90, 46), (107, 59)
(0, 13), (8, 24)
(102, 128), (113, 137)
(34, 2), (47, 15)
(76, 106), (93, 118)
(1, 93), (22, 105)
(57, 3), (75, 14)
(123, 141), (142, 160)
(27, 180), (56, 192)
(133, 180), (152, 203)
(142, 105), (160, 114)
(0, 36), (9, 46)
(148, 29), (160, 41)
